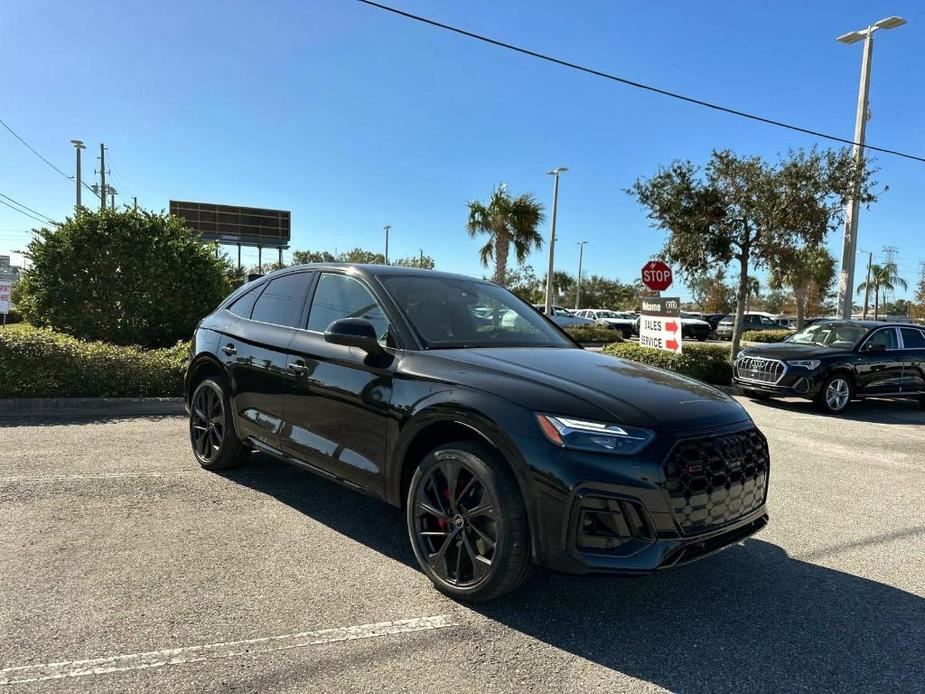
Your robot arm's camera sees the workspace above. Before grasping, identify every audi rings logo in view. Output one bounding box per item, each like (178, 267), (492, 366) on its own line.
(716, 436), (746, 468)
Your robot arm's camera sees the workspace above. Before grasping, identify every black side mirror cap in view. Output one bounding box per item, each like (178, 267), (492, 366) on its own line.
(324, 318), (383, 354)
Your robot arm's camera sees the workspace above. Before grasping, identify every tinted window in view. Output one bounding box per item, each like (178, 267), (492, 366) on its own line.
(227, 284), (263, 318)
(250, 273), (311, 327)
(866, 329), (898, 350)
(307, 273), (390, 339)
(901, 328), (925, 349)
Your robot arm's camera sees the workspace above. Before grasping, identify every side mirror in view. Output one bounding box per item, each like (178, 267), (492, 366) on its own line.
(324, 318), (383, 354)
(863, 342), (886, 353)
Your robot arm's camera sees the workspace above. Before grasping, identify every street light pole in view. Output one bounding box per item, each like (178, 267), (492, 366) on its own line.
(70, 140), (85, 213)
(383, 225), (391, 265)
(835, 16), (906, 319)
(543, 167), (568, 316)
(575, 241), (587, 310)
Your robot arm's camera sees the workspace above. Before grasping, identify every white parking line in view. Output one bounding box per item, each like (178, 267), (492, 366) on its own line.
(0, 615), (456, 685)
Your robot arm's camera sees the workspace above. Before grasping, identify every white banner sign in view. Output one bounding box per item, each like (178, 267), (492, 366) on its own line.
(0, 281), (12, 315)
(639, 297), (682, 354)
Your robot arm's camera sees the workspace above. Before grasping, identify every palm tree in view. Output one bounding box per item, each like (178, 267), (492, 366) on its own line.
(745, 277), (761, 313)
(857, 261), (907, 320)
(467, 183), (545, 286)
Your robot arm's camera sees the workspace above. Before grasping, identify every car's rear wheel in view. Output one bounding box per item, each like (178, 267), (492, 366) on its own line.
(816, 374), (853, 414)
(406, 441), (531, 602)
(189, 378), (250, 470)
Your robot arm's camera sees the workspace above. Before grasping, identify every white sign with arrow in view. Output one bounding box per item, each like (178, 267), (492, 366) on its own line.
(639, 297), (682, 354)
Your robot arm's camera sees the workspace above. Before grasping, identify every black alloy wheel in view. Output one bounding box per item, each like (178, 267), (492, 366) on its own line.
(407, 441), (531, 601)
(189, 378), (250, 470)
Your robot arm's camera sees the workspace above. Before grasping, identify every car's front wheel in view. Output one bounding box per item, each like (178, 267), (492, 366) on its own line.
(189, 378), (250, 470)
(407, 441), (531, 602)
(816, 373), (853, 414)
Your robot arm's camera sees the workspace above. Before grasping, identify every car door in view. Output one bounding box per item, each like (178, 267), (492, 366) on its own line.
(898, 327), (925, 392)
(855, 327), (904, 394)
(221, 272), (313, 449)
(281, 272), (397, 496)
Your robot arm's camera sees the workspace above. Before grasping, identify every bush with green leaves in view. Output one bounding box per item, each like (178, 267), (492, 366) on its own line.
(741, 329), (793, 343)
(564, 325), (624, 344)
(14, 209), (233, 347)
(602, 342), (732, 385)
(0, 324), (187, 397)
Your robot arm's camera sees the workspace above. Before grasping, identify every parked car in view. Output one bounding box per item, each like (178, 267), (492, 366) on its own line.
(702, 313), (727, 331)
(186, 265), (771, 601)
(574, 309), (636, 338)
(532, 304), (595, 327)
(716, 313), (784, 340)
(632, 312), (713, 341)
(734, 320), (925, 414)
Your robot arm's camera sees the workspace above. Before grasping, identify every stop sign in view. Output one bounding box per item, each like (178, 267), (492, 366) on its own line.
(641, 260), (673, 291)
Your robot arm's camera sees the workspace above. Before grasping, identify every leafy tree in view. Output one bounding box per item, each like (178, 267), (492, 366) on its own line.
(857, 261), (907, 320)
(292, 250), (336, 264)
(761, 289), (791, 315)
(541, 271), (574, 306)
(467, 183), (545, 285)
(504, 265), (543, 303)
(393, 254), (436, 270)
(570, 275), (636, 310)
(339, 248), (386, 265)
(882, 299), (910, 317)
(629, 148), (878, 357)
(912, 277), (925, 319)
(769, 245), (836, 328)
(14, 208), (233, 347)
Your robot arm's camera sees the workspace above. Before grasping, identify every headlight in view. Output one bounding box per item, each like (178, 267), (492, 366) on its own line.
(736, 350), (746, 360)
(788, 359), (821, 370)
(535, 414), (654, 455)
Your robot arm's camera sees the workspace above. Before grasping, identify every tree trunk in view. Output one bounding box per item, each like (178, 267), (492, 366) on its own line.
(794, 286), (806, 330)
(874, 286), (879, 321)
(492, 231), (510, 286)
(730, 254), (749, 369)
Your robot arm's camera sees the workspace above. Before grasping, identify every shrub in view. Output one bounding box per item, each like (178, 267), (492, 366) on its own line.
(742, 329), (792, 343)
(14, 208), (233, 348)
(602, 342), (732, 385)
(0, 324), (187, 397)
(564, 325), (624, 344)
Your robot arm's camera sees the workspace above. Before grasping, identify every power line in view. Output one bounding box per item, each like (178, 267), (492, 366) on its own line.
(0, 192), (54, 223)
(0, 197), (53, 225)
(0, 117), (74, 179)
(357, 0), (925, 164)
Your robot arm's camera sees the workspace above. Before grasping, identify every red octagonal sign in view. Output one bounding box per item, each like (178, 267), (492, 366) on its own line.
(641, 260), (673, 292)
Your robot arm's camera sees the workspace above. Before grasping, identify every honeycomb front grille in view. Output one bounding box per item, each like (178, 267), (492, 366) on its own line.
(664, 429), (769, 535)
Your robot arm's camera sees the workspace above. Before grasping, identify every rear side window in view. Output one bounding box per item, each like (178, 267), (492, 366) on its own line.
(227, 284), (263, 318)
(901, 328), (925, 349)
(250, 273), (312, 328)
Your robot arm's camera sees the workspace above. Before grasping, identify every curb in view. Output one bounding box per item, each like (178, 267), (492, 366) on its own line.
(0, 397), (185, 418)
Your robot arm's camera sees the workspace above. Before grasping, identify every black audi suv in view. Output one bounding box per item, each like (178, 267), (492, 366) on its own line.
(734, 320), (925, 414)
(185, 264), (770, 600)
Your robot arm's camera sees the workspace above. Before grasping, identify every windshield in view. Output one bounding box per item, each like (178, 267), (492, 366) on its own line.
(381, 275), (575, 349)
(787, 322), (867, 349)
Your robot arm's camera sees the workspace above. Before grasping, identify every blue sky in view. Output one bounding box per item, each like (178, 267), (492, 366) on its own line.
(1, 0), (923, 300)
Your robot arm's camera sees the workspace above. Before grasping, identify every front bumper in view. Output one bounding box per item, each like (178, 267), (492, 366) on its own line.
(519, 421), (770, 575)
(733, 363), (825, 399)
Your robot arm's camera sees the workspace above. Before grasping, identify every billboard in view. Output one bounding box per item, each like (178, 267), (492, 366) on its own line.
(169, 201), (290, 248)
(639, 296), (682, 354)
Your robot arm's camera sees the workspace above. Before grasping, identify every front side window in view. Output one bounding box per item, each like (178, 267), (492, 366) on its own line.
(381, 275), (574, 349)
(901, 328), (925, 349)
(250, 273), (312, 328)
(307, 273), (390, 340)
(865, 328), (898, 351)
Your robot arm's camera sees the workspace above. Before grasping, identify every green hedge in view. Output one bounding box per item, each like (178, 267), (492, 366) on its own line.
(742, 329), (792, 343)
(564, 325), (624, 344)
(602, 342), (732, 385)
(0, 324), (188, 398)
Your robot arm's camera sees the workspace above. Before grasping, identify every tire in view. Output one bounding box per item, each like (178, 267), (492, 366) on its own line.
(406, 441), (531, 602)
(815, 373), (853, 414)
(697, 334), (708, 342)
(189, 378), (250, 470)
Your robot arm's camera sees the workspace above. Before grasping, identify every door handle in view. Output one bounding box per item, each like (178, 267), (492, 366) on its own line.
(289, 360), (307, 374)
(222, 343), (237, 356)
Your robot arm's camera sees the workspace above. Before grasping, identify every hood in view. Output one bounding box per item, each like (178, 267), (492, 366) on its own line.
(418, 347), (749, 432)
(739, 342), (848, 360)
(681, 318), (710, 327)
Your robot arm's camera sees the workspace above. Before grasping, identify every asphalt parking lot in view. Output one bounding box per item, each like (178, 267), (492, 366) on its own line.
(1, 398), (923, 693)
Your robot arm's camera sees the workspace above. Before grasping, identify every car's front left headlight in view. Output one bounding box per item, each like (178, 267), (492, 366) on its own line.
(535, 414), (654, 455)
(736, 350), (746, 360)
(788, 359), (821, 370)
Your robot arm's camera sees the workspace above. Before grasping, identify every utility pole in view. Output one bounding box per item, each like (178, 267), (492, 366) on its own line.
(543, 167), (568, 315)
(383, 225), (391, 265)
(107, 185), (117, 210)
(70, 140), (85, 213)
(133, 196), (138, 211)
(835, 16), (907, 319)
(97, 144), (107, 211)
(574, 241), (587, 310)
(860, 250), (873, 319)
